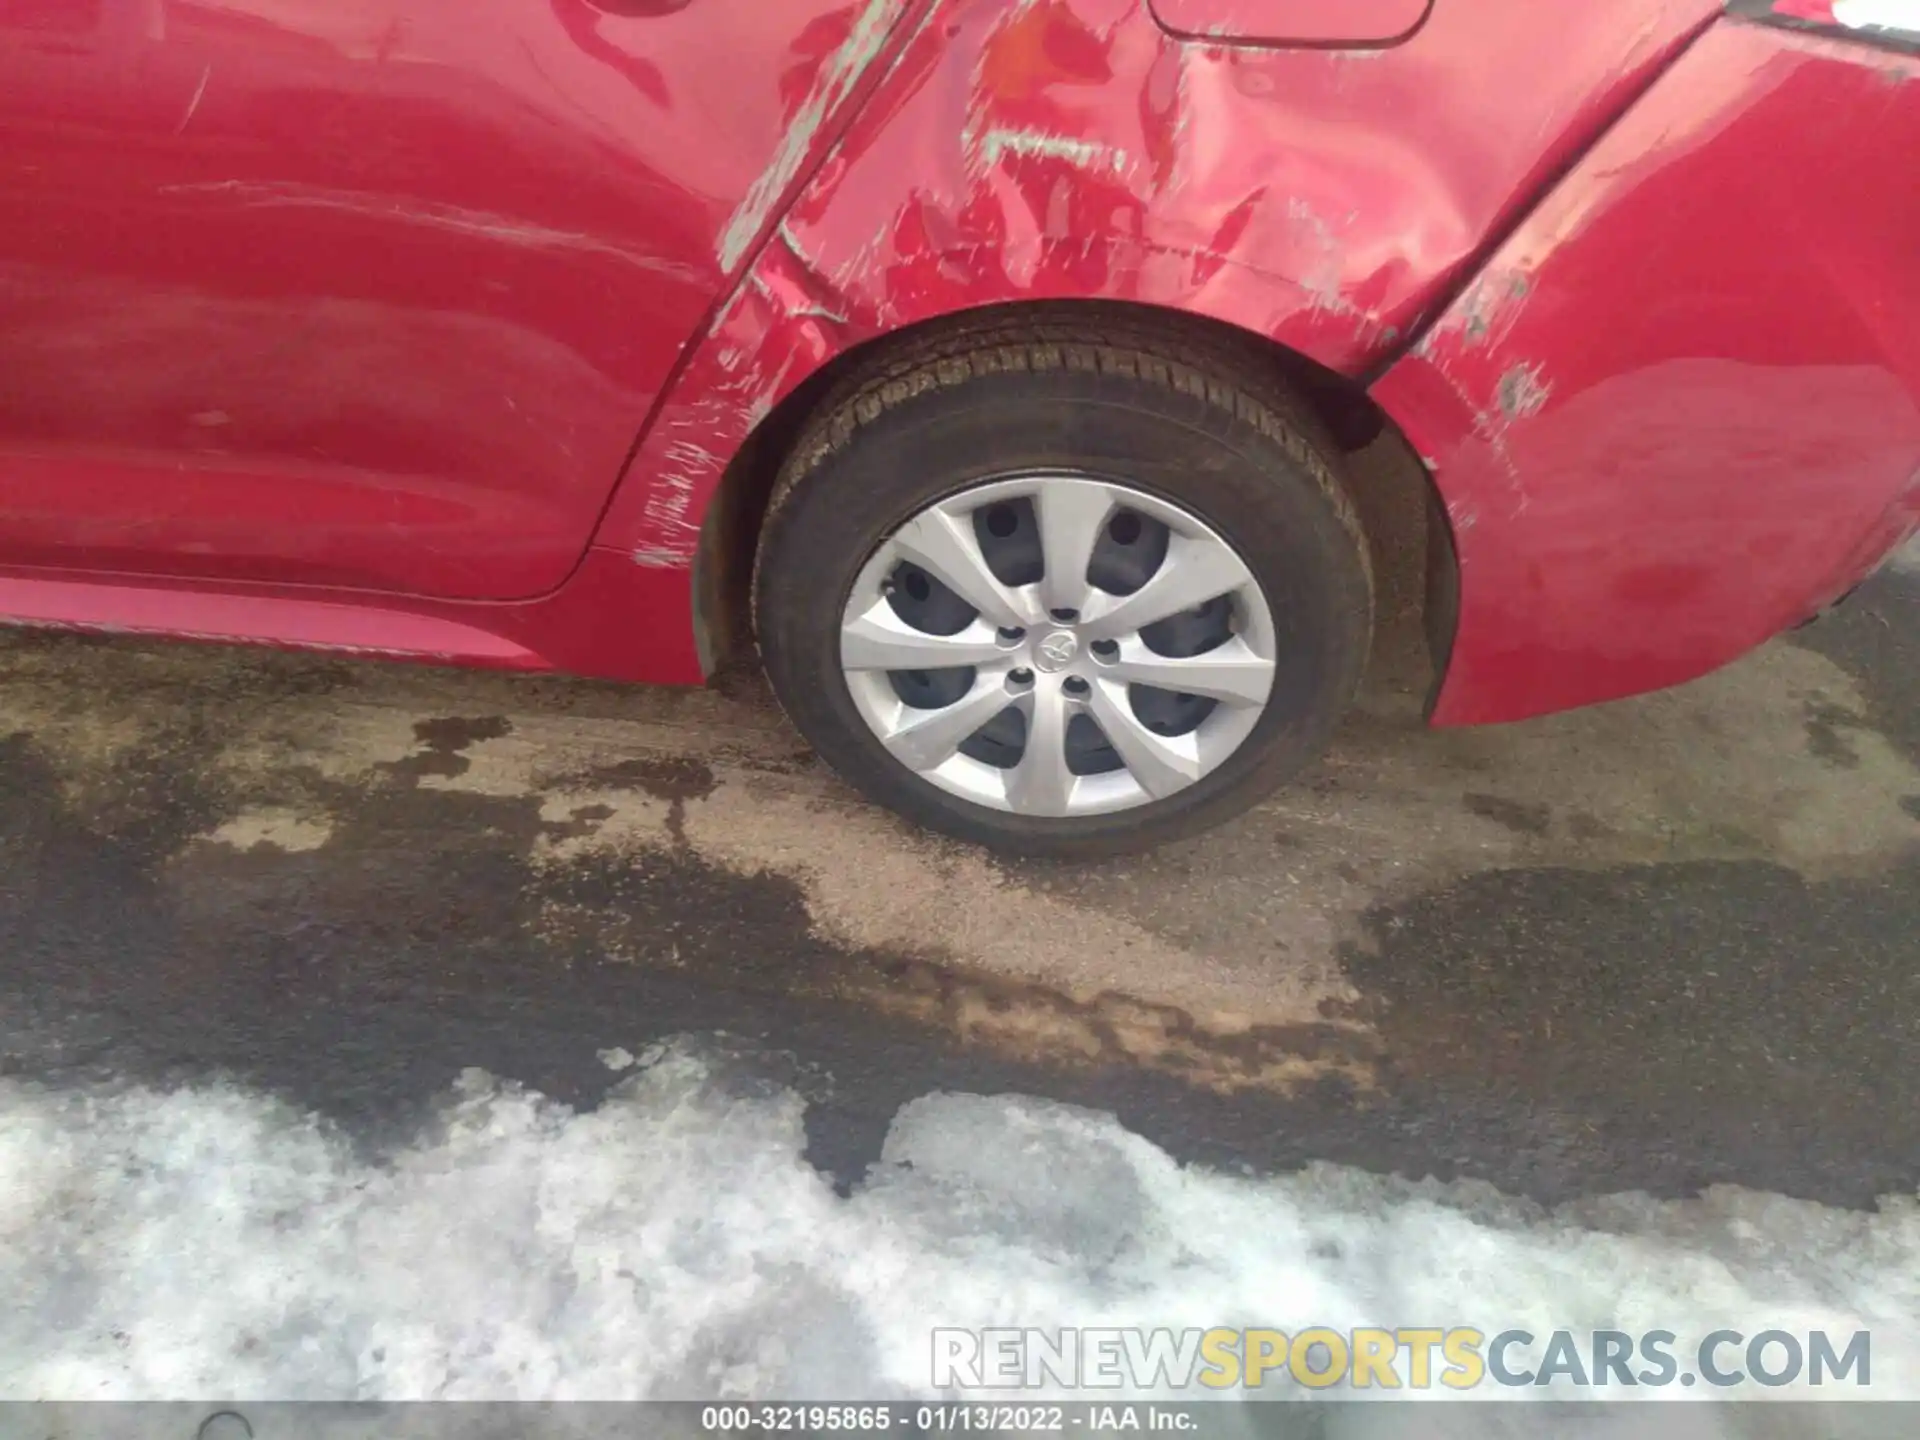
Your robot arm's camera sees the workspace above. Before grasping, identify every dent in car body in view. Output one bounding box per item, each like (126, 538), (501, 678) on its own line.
(1373, 20), (1920, 726)
(598, 0), (1722, 608)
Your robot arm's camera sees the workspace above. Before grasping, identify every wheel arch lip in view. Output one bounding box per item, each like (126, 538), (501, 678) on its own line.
(1371, 16), (1920, 728)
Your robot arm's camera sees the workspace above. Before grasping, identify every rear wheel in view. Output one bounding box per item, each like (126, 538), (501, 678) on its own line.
(753, 321), (1372, 858)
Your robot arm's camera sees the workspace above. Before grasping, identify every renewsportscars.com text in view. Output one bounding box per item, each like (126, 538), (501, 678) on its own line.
(932, 1326), (1872, 1391)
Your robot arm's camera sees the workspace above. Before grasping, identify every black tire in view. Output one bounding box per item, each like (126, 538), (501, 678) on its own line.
(753, 315), (1373, 858)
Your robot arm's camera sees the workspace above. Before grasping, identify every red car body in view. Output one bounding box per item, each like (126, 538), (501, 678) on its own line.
(1, 0), (1915, 726)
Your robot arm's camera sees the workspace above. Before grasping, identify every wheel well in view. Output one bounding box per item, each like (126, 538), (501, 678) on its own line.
(693, 299), (1452, 690)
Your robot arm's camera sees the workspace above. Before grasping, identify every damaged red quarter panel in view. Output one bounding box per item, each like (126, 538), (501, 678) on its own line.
(1373, 18), (1920, 726)
(596, 0), (1724, 572)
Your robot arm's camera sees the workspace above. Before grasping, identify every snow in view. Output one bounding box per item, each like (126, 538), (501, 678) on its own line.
(1833, 1), (1920, 39)
(1, 1037), (1915, 1413)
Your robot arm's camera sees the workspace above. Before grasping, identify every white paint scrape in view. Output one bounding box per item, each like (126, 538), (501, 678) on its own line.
(1, 1041), (1915, 1408)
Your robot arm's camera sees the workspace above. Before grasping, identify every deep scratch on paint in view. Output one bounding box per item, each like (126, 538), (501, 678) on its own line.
(971, 126), (1135, 177)
(716, 0), (915, 274)
(1496, 362), (1553, 421)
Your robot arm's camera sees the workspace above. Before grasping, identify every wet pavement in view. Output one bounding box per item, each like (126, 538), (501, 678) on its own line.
(0, 507), (1914, 1210)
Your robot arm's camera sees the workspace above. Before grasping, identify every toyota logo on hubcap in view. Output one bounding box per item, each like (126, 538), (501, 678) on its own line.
(1035, 630), (1079, 672)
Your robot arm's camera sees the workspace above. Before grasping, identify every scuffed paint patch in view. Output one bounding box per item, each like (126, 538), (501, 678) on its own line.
(1417, 266), (1533, 355)
(765, 219), (877, 330)
(773, 219), (826, 277)
(1424, 356), (1549, 518)
(1397, 261), (1550, 517)
(1463, 271), (1531, 347)
(1287, 197), (1353, 311)
(715, 0), (916, 273)
(760, 223), (864, 328)
(1420, 358), (1551, 518)
(632, 547), (690, 570)
(634, 426), (727, 569)
(1163, 56), (1196, 192)
(1495, 362), (1553, 421)
(615, 223), (862, 571)
(159, 182), (702, 281)
(1279, 197), (1383, 340)
(971, 126), (1135, 177)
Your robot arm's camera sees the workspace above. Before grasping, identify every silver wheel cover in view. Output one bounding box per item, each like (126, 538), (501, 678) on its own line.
(837, 475), (1278, 818)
